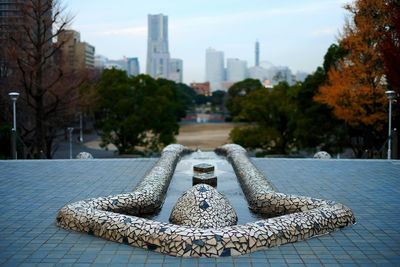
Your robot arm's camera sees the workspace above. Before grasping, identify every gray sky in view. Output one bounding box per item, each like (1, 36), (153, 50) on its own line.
(65, 0), (349, 83)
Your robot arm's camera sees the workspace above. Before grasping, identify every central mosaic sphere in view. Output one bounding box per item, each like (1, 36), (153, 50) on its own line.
(169, 184), (238, 228)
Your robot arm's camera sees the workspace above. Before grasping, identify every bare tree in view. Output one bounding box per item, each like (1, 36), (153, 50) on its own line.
(3, 0), (87, 158)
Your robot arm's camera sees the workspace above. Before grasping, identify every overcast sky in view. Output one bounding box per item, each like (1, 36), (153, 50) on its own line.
(64, 0), (349, 83)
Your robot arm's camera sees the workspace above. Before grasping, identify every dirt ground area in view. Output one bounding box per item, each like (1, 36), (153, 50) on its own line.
(83, 123), (238, 153)
(176, 123), (238, 150)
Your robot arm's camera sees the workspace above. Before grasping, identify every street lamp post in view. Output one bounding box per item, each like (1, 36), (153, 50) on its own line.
(67, 127), (74, 159)
(79, 112), (83, 143)
(8, 92), (20, 159)
(385, 90), (395, 160)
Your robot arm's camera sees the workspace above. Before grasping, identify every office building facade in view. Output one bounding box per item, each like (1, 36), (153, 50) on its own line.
(227, 58), (247, 83)
(205, 48), (225, 91)
(127, 57), (140, 76)
(169, 58), (183, 83)
(57, 30), (95, 72)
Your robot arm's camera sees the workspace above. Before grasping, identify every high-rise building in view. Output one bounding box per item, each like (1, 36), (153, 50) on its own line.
(57, 30), (95, 71)
(169, 58), (183, 83)
(0, 0), (18, 78)
(0, 0), (19, 41)
(205, 48), (224, 91)
(0, 0), (52, 78)
(76, 42), (95, 70)
(227, 58), (247, 83)
(127, 57), (140, 76)
(146, 14), (170, 79)
(255, 41), (260, 67)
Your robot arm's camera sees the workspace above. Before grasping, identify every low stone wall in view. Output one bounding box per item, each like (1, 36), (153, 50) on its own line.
(57, 144), (355, 257)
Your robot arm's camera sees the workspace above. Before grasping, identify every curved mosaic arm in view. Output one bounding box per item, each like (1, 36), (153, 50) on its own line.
(215, 144), (355, 217)
(57, 197), (353, 257)
(58, 144), (191, 217)
(57, 144), (355, 257)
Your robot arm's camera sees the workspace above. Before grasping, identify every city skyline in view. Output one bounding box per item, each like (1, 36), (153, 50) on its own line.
(65, 0), (348, 84)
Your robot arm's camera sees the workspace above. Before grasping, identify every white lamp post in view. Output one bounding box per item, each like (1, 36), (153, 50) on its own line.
(8, 92), (20, 159)
(385, 90), (395, 160)
(79, 112), (83, 143)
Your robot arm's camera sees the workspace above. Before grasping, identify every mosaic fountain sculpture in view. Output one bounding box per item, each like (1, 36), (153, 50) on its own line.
(56, 144), (355, 257)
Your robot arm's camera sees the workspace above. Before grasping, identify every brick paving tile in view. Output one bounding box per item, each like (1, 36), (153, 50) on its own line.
(0, 158), (399, 266)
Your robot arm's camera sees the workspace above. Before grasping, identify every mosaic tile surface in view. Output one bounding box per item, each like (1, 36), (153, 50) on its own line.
(56, 144), (355, 257)
(169, 184), (237, 228)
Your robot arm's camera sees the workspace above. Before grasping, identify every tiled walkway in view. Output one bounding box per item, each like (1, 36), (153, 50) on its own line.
(0, 158), (399, 266)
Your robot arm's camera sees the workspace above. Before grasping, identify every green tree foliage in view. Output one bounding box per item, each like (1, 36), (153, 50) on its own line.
(227, 45), (348, 155)
(226, 79), (262, 120)
(211, 90), (227, 107)
(230, 82), (297, 154)
(175, 82), (197, 112)
(94, 69), (190, 154)
(211, 90), (227, 113)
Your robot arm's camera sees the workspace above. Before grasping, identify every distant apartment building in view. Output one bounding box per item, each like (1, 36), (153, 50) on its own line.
(248, 66), (268, 82)
(271, 66), (295, 85)
(146, 14), (170, 79)
(226, 58), (247, 83)
(57, 30), (95, 72)
(205, 48), (225, 91)
(127, 57), (140, 76)
(99, 56), (140, 76)
(76, 42), (95, 70)
(94, 55), (107, 70)
(190, 82), (211, 96)
(104, 59), (126, 71)
(169, 58), (183, 83)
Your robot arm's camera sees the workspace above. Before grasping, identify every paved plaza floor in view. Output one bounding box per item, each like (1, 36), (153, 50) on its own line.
(0, 158), (399, 266)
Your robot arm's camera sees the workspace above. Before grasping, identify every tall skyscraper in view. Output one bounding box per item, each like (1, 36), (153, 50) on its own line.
(227, 58), (247, 83)
(205, 48), (224, 91)
(255, 40), (260, 67)
(146, 14), (170, 79)
(169, 58), (183, 83)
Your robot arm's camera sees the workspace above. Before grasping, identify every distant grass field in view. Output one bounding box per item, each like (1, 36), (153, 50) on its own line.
(176, 123), (238, 150)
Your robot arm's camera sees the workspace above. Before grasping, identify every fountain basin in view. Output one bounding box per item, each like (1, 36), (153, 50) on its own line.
(56, 144), (355, 257)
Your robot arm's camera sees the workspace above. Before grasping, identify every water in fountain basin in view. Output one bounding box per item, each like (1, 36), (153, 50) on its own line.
(148, 151), (266, 224)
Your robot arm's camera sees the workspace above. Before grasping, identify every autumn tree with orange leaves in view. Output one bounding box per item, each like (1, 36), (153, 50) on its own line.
(315, 0), (399, 158)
